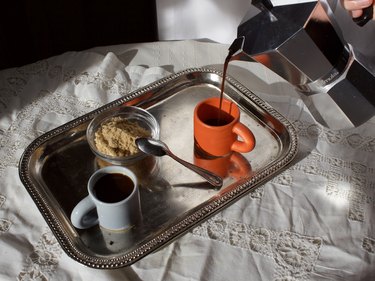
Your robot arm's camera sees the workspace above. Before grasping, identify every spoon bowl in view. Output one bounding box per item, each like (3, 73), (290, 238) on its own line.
(136, 138), (167, 157)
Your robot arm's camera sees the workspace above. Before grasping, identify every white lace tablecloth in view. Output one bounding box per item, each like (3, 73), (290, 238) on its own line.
(1, 40), (375, 281)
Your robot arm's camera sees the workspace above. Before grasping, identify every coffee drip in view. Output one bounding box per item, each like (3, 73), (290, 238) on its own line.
(217, 50), (234, 125)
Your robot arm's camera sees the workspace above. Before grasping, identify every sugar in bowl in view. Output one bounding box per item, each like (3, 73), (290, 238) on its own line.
(86, 105), (160, 178)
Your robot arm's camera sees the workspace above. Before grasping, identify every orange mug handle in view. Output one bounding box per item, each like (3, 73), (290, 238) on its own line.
(231, 122), (256, 153)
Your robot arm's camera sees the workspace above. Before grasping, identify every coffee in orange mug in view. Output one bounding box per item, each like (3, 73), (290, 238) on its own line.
(194, 97), (256, 157)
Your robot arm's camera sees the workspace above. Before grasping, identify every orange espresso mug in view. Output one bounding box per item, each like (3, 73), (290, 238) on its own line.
(194, 97), (256, 157)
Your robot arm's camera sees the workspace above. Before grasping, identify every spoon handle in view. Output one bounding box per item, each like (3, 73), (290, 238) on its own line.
(166, 151), (223, 187)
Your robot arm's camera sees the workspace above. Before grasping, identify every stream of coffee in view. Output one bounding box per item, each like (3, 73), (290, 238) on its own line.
(217, 51), (233, 125)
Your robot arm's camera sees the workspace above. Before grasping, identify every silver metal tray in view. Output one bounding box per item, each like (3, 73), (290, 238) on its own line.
(19, 68), (298, 269)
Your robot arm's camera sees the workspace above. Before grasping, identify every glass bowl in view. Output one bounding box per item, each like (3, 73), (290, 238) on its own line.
(86, 105), (160, 166)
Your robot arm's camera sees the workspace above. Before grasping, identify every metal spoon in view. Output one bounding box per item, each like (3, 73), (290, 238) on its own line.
(136, 137), (223, 187)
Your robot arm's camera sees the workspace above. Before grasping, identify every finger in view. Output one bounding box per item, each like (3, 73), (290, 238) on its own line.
(351, 9), (364, 17)
(341, 0), (373, 11)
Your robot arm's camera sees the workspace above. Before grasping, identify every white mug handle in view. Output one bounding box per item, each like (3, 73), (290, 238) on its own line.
(70, 196), (98, 229)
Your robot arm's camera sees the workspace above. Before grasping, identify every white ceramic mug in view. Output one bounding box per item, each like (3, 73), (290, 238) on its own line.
(71, 166), (141, 231)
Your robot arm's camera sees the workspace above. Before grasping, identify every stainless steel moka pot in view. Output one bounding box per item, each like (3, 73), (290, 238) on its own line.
(229, 0), (375, 129)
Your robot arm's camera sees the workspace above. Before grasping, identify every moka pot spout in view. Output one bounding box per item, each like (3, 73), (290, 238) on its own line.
(227, 36), (254, 63)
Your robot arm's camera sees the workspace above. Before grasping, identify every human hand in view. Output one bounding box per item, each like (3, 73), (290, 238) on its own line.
(340, 0), (374, 20)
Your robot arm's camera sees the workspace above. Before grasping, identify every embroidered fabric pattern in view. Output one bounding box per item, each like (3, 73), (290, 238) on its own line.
(0, 194), (11, 233)
(17, 230), (63, 281)
(291, 151), (374, 222)
(192, 216), (323, 281)
(249, 170), (292, 200)
(362, 237), (375, 254)
(292, 120), (375, 152)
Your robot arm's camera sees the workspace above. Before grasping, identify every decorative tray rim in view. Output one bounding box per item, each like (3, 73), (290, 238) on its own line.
(19, 67), (299, 269)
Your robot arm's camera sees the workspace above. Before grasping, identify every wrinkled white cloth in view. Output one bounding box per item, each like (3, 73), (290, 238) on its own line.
(0, 40), (375, 281)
